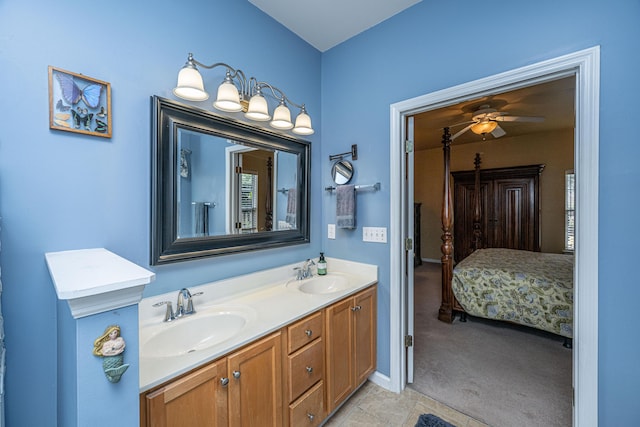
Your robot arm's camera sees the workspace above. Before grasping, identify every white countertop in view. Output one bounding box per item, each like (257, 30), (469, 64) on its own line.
(139, 257), (377, 392)
(45, 248), (155, 318)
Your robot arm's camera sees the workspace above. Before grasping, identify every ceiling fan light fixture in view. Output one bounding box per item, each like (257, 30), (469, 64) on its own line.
(471, 120), (498, 135)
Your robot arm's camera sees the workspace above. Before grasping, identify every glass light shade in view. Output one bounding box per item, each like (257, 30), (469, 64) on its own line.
(292, 111), (314, 135)
(245, 94), (271, 121)
(270, 104), (293, 130)
(213, 81), (242, 112)
(471, 120), (498, 135)
(173, 67), (209, 101)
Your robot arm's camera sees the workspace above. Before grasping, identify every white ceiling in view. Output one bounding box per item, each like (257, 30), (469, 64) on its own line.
(248, 0), (422, 52)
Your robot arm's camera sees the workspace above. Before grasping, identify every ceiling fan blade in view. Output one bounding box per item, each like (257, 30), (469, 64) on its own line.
(491, 124), (506, 138)
(449, 120), (474, 128)
(451, 123), (474, 141)
(495, 115), (545, 123)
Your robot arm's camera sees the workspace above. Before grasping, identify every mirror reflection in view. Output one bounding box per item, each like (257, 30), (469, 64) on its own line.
(176, 130), (299, 238)
(331, 159), (354, 185)
(151, 96), (310, 265)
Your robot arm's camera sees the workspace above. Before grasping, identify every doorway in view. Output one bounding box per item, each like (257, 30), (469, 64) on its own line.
(386, 47), (599, 425)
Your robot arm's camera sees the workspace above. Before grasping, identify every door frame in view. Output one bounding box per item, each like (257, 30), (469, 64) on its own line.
(387, 46), (599, 425)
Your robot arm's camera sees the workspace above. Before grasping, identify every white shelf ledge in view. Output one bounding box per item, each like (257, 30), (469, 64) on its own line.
(45, 248), (155, 319)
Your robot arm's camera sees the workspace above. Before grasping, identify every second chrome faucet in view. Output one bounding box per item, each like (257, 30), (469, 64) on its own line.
(294, 259), (316, 280)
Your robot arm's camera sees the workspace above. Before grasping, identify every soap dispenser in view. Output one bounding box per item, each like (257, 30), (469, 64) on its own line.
(317, 253), (327, 275)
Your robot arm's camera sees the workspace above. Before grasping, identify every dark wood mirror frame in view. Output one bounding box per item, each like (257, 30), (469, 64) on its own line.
(151, 96), (311, 265)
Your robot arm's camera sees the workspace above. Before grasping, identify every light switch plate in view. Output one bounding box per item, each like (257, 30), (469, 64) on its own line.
(328, 224), (336, 239)
(363, 226), (387, 243)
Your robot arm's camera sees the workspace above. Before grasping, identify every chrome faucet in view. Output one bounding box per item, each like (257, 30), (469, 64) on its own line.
(153, 288), (203, 322)
(152, 300), (176, 322)
(176, 287), (203, 318)
(294, 259), (315, 280)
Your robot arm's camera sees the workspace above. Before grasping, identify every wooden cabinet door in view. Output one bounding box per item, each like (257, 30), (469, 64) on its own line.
(491, 177), (539, 251)
(353, 286), (377, 386)
(227, 332), (283, 427)
(143, 359), (228, 427)
(325, 286), (377, 413)
(453, 164), (542, 263)
(325, 297), (354, 412)
(453, 181), (489, 262)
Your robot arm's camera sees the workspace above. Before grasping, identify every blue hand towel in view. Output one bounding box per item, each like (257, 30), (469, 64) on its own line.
(336, 184), (356, 229)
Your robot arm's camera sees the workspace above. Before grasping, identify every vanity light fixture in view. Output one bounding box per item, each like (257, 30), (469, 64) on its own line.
(173, 53), (314, 135)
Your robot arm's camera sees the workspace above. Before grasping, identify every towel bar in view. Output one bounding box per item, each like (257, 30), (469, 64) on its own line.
(325, 182), (380, 192)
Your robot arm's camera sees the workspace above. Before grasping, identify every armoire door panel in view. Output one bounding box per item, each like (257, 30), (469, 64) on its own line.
(453, 164), (542, 263)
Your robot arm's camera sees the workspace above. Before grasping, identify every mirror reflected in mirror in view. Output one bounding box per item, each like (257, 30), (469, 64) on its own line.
(152, 96), (310, 265)
(331, 159), (354, 185)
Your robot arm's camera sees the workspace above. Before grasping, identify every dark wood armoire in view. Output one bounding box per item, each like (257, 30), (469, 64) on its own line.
(452, 164), (544, 263)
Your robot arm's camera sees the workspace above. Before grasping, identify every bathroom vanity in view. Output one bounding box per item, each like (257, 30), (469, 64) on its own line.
(138, 258), (377, 426)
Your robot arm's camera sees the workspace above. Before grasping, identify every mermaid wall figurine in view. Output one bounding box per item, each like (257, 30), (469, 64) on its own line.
(93, 325), (130, 383)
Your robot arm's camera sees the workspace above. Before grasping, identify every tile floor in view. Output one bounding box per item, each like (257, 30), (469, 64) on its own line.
(323, 381), (489, 427)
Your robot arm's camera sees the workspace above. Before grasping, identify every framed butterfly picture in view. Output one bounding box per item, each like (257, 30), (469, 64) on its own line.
(48, 66), (112, 138)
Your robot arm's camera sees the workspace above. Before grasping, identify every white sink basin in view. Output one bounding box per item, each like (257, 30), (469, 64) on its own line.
(288, 273), (355, 295)
(141, 307), (254, 359)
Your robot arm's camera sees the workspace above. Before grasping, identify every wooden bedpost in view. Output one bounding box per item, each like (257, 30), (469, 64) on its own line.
(438, 127), (455, 323)
(472, 153), (482, 250)
(265, 157), (273, 231)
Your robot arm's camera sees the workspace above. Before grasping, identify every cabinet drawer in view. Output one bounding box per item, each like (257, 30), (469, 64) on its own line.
(289, 380), (324, 427)
(288, 338), (323, 402)
(288, 311), (323, 354)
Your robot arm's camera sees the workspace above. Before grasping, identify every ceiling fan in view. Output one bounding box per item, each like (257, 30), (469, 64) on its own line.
(451, 104), (545, 141)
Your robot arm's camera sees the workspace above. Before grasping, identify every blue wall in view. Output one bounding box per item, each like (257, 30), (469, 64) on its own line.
(0, 1), (320, 425)
(320, 0), (640, 424)
(2, 0), (640, 425)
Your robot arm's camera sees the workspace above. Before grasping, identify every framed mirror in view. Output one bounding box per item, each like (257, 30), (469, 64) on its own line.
(331, 159), (354, 185)
(151, 96), (310, 265)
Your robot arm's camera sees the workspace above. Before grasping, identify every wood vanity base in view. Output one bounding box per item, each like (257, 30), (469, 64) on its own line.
(140, 284), (377, 427)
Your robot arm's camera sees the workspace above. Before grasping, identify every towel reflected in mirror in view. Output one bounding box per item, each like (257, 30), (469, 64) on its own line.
(286, 188), (297, 228)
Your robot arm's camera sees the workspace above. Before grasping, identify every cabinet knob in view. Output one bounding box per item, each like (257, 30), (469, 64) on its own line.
(232, 370), (241, 379)
(220, 377), (229, 387)
(351, 305), (362, 311)
(305, 329), (313, 337)
(307, 413), (315, 421)
(305, 366), (313, 374)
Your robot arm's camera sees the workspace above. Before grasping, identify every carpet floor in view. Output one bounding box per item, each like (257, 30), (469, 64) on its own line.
(409, 262), (572, 427)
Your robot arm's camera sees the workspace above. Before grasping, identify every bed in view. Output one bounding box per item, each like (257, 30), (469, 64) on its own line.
(452, 248), (573, 338)
(436, 127), (574, 342)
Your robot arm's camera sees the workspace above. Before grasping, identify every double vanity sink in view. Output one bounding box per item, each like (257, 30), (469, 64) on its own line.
(139, 259), (377, 391)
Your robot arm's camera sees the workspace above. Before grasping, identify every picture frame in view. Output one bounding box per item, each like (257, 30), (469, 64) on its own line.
(48, 66), (112, 138)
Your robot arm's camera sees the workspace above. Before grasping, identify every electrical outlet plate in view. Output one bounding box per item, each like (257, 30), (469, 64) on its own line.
(328, 224), (336, 239)
(363, 226), (387, 243)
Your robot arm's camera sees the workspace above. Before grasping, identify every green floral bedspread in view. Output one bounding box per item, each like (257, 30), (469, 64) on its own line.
(452, 248), (573, 338)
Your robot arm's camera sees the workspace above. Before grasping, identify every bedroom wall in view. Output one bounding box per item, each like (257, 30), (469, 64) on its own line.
(416, 128), (575, 260)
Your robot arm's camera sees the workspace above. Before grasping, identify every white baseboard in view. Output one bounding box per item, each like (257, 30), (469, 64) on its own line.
(368, 370), (394, 392)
